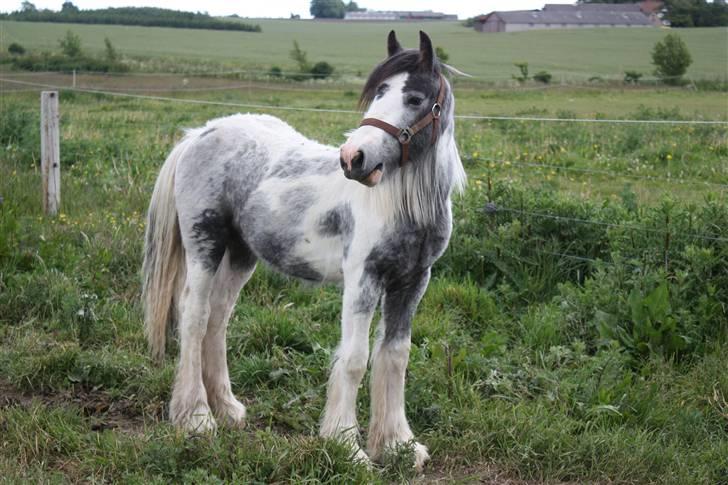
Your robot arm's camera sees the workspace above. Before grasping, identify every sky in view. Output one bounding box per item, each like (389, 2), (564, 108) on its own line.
(0, 1), (547, 19)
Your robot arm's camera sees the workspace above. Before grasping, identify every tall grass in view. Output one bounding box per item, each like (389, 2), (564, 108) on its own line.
(0, 85), (726, 483)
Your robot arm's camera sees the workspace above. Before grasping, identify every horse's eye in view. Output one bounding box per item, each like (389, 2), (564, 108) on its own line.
(407, 96), (423, 107)
(375, 83), (389, 98)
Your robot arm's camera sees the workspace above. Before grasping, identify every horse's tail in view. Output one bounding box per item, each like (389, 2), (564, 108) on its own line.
(142, 136), (191, 363)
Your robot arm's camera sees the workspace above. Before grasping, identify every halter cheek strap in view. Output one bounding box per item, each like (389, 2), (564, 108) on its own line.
(359, 73), (446, 166)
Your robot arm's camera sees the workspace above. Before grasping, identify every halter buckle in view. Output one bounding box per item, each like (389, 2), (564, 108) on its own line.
(398, 127), (413, 144)
(431, 103), (442, 119)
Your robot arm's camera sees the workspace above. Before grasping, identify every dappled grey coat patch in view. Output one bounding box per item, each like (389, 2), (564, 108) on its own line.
(318, 203), (355, 257)
(269, 149), (338, 179)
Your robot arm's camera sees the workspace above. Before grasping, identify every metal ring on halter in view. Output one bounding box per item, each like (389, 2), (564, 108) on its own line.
(398, 128), (413, 144)
(431, 103), (442, 119)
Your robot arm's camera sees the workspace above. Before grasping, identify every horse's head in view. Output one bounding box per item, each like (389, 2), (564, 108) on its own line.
(340, 31), (452, 187)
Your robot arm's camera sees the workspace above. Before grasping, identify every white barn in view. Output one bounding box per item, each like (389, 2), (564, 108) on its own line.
(475, 3), (661, 33)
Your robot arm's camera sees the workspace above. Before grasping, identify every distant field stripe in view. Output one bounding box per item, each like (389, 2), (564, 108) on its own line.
(493, 206), (728, 243)
(456, 114), (728, 125)
(3, 77), (728, 126)
(0, 78), (362, 114)
(482, 158), (728, 190)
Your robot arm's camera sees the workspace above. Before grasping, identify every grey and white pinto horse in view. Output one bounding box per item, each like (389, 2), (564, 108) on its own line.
(142, 31), (465, 469)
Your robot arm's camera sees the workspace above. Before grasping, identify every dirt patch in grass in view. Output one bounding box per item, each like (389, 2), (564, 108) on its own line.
(0, 378), (151, 434)
(422, 460), (587, 485)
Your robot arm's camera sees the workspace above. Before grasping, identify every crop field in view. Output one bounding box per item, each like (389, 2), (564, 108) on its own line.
(1, 20), (728, 484)
(1, 19), (727, 80)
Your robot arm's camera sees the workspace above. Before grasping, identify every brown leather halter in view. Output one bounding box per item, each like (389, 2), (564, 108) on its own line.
(359, 73), (446, 165)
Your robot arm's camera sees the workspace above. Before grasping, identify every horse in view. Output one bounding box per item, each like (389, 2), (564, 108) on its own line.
(142, 30), (465, 470)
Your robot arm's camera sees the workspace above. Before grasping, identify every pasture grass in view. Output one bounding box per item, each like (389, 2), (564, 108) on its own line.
(1, 82), (727, 483)
(0, 20), (727, 81)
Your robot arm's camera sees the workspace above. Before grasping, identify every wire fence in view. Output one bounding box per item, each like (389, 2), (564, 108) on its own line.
(0, 67), (711, 83)
(2, 74), (726, 267)
(3, 77), (727, 125)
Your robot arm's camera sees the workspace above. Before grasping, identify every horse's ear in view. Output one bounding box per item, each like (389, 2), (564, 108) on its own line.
(387, 30), (402, 57)
(418, 31), (434, 71)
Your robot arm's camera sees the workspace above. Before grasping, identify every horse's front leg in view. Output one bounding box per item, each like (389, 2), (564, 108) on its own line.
(320, 268), (380, 461)
(368, 268), (431, 471)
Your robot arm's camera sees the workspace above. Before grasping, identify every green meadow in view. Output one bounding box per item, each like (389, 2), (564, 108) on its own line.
(0, 19), (727, 484)
(1, 19), (727, 79)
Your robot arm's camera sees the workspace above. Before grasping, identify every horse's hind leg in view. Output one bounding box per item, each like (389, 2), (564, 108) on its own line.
(169, 208), (231, 433)
(202, 239), (256, 426)
(169, 256), (218, 433)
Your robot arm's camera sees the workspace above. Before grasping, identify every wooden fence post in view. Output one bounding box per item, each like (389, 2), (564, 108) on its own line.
(41, 91), (60, 216)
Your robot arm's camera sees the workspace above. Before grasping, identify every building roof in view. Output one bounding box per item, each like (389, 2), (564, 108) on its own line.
(344, 10), (457, 20)
(543, 3), (642, 12)
(481, 8), (652, 26)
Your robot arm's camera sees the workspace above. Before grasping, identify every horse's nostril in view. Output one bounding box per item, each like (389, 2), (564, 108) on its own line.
(351, 151), (364, 169)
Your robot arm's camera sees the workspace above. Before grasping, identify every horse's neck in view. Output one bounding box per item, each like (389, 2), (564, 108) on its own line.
(342, 155), (453, 228)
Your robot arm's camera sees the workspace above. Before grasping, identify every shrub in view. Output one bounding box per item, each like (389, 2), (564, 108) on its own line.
(533, 70), (552, 84)
(624, 70), (643, 84)
(461, 17), (476, 28)
(652, 33), (692, 85)
(512, 62), (529, 83)
(103, 37), (118, 62)
(11, 53), (129, 73)
(59, 30), (83, 58)
(289, 40), (310, 73)
(435, 46), (449, 63)
(310, 61), (334, 80)
(268, 66), (282, 78)
(8, 42), (26, 55)
(287, 40), (335, 81)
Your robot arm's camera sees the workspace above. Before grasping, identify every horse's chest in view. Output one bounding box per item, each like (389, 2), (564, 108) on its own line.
(364, 222), (451, 282)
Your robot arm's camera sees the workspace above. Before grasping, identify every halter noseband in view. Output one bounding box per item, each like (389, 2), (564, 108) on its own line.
(359, 73), (446, 165)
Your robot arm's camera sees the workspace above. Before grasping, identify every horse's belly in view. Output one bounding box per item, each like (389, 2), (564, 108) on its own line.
(241, 209), (345, 284)
(291, 233), (345, 283)
(249, 234), (344, 284)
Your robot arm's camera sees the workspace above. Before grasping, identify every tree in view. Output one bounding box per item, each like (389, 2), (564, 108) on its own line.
(290, 40), (310, 72)
(20, 1), (36, 12)
(61, 2), (79, 13)
(310, 0), (346, 19)
(652, 33), (692, 85)
(59, 30), (82, 58)
(104, 37), (118, 62)
(345, 1), (363, 12)
(663, 0), (728, 27)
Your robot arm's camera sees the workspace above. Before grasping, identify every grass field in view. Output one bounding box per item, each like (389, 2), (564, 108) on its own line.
(1, 19), (728, 484)
(1, 19), (727, 80)
(1, 75), (727, 482)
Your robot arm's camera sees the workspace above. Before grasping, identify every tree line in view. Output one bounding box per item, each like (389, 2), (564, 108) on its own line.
(309, 0), (363, 19)
(578, 0), (728, 27)
(1, 2), (262, 32)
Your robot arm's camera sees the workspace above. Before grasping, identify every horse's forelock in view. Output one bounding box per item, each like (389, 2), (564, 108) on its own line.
(358, 50), (443, 110)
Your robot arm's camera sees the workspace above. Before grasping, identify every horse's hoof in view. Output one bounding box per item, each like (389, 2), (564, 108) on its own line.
(175, 403), (217, 434)
(352, 447), (372, 468)
(214, 397), (247, 428)
(412, 442), (430, 472)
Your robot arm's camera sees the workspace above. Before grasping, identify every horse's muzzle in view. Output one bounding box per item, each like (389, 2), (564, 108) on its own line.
(340, 147), (383, 187)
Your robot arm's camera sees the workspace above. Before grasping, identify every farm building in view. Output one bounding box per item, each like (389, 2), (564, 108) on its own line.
(344, 10), (458, 21)
(474, 2), (663, 33)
